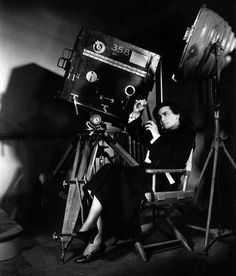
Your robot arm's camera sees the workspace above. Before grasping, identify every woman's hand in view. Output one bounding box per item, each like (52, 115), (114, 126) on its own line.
(133, 99), (147, 114)
(144, 192), (152, 202)
(145, 120), (160, 140)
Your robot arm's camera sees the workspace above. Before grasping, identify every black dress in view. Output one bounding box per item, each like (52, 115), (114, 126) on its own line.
(84, 118), (196, 239)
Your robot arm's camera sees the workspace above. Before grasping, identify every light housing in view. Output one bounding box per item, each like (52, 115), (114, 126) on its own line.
(176, 5), (236, 80)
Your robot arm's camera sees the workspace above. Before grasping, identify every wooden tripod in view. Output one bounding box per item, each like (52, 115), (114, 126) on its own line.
(53, 126), (139, 263)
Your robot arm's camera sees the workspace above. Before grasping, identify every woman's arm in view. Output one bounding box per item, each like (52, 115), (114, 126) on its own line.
(149, 128), (196, 168)
(125, 99), (151, 144)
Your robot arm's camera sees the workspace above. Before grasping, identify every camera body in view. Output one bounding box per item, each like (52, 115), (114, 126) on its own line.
(58, 26), (160, 126)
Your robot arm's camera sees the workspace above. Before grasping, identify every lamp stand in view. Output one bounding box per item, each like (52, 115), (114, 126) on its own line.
(193, 41), (236, 255)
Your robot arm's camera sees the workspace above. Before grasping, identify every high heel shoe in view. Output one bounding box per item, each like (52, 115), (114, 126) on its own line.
(75, 243), (106, 263)
(73, 227), (98, 243)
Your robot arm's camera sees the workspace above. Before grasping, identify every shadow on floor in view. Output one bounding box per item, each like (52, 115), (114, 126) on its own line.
(0, 210), (236, 276)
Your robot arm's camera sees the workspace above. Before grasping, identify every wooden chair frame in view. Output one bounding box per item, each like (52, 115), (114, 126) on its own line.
(134, 149), (194, 262)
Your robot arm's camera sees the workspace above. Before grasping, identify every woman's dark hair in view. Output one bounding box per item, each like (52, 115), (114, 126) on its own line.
(153, 100), (193, 129)
(152, 101), (180, 121)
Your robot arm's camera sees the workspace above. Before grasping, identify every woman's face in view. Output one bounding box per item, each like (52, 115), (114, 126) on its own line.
(157, 106), (180, 130)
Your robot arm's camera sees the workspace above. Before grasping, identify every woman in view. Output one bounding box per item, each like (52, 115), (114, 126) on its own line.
(74, 100), (196, 263)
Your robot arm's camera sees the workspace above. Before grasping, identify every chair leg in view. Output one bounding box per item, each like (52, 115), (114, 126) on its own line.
(134, 241), (147, 262)
(166, 217), (192, 251)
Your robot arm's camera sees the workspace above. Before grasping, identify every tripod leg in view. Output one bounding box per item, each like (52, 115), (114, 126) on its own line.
(59, 139), (91, 263)
(221, 141), (236, 171)
(194, 145), (214, 194)
(58, 136), (101, 263)
(204, 141), (219, 253)
(184, 145), (214, 229)
(58, 139), (82, 262)
(86, 142), (99, 181)
(103, 134), (139, 166)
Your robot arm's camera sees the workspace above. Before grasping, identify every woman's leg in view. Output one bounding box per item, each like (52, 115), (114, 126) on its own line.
(94, 216), (103, 245)
(79, 195), (103, 232)
(77, 196), (105, 257)
(83, 216), (104, 255)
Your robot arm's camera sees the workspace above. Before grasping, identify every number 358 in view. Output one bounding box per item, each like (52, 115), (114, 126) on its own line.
(112, 43), (130, 56)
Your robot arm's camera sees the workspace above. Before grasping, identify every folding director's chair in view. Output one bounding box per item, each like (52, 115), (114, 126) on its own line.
(134, 149), (195, 261)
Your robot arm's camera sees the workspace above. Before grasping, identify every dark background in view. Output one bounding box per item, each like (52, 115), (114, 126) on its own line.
(0, 0), (235, 228)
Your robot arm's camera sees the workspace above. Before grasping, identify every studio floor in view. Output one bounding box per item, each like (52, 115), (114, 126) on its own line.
(0, 209), (236, 276)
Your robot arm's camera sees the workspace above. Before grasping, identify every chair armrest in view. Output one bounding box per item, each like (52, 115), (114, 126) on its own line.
(145, 168), (186, 174)
(153, 190), (194, 201)
(145, 168), (191, 192)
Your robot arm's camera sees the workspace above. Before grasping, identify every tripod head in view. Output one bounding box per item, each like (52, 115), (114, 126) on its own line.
(85, 113), (111, 139)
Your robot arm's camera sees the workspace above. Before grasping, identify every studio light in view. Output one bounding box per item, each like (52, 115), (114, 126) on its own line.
(175, 5), (236, 256)
(176, 5), (236, 80)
